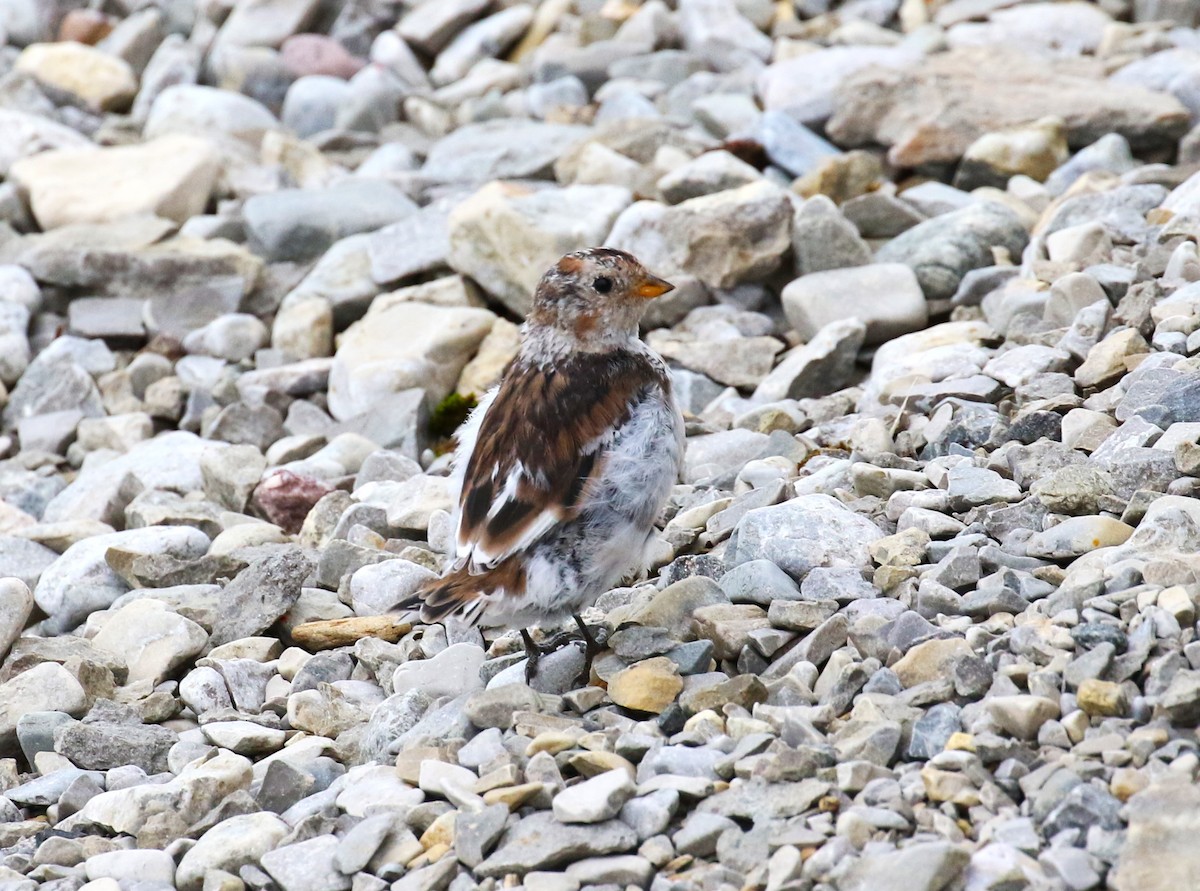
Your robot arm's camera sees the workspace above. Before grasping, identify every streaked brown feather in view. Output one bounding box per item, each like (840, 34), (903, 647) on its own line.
(403, 559), (527, 623)
(455, 349), (668, 566)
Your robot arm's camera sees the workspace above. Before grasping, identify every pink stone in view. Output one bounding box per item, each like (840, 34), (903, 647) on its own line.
(251, 469), (334, 534)
(280, 34), (366, 80)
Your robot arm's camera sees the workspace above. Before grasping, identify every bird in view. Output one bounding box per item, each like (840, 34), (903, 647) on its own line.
(400, 247), (685, 682)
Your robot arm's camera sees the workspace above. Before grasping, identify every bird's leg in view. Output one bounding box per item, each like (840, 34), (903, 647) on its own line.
(521, 629), (542, 685)
(573, 614), (609, 682)
(573, 614), (607, 659)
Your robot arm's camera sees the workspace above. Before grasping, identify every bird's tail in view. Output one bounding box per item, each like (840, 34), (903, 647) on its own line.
(397, 559), (526, 628)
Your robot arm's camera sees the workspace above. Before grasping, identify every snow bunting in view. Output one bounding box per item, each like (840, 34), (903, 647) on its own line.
(403, 248), (684, 678)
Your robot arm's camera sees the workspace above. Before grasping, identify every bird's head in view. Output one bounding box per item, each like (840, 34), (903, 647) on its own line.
(526, 248), (674, 351)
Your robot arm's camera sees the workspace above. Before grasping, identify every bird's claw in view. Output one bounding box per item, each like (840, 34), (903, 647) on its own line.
(521, 617), (610, 687)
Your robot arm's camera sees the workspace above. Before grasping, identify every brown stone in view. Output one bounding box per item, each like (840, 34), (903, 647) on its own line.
(291, 616), (413, 651)
(58, 10), (115, 44)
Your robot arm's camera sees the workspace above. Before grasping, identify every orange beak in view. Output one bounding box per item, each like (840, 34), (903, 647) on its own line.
(634, 273), (674, 299)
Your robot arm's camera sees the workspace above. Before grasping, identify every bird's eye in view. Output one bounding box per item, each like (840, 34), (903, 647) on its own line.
(593, 276), (613, 293)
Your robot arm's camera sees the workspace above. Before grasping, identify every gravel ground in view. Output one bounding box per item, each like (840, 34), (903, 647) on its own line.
(2, 0), (1200, 890)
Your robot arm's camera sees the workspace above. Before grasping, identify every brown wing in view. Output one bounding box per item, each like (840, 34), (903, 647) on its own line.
(454, 349), (667, 570)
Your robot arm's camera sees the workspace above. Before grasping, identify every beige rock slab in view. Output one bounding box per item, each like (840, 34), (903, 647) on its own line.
(10, 134), (220, 229)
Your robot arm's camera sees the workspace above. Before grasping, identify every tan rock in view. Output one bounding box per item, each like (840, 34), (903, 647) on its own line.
(869, 527), (931, 567)
(1074, 328), (1150, 389)
(607, 657), (683, 714)
(987, 694), (1060, 740)
(892, 638), (975, 688)
(16, 42), (138, 112)
(692, 603), (771, 660)
(958, 116), (1070, 187)
(1077, 678), (1129, 717)
(481, 782), (544, 810)
(10, 134), (220, 230)
(679, 674), (768, 714)
(921, 766), (979, 805)
(457, 318), (521, 398)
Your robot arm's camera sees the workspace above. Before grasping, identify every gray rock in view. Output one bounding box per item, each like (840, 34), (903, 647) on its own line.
(243, 180), (417, 262)
(906, 703), (962, 759)
(752, 318), (866, 403)
(0, 538), (56, 591)
(782, 263), (928, 346)
(475, 812), (637, 877)
(841, 841), (970, 891)
(422, 120), (589, 184)
(367, 203), (452, 286)
(260, 834), (349, 891)
(1115, 784), (1200, 891)
(717, 559), (801, 606)
(755, 109), (840, 176)
(608, 181), (793, 289)
(875, 202), (1030, 300)
(657, 150), (761, 204)
(456, 803), (509, 868)
(729, 494), (884, 581)
(3, 354), (104, 430)
(209, 550), (315, 647)
(792, 195), (871, 275)
(55, 720), (177, 774)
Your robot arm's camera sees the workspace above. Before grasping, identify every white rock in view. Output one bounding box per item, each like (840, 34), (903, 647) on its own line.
(10, 134), (219, 229)
(393, 642), (485, 699)
(328, 302), (494, 419)
(447, 182), (632, 317)
(144, 84), (280, 146)
(90, 598), (208, 686)
(77, 751), (253, 835)
(335, 764), (425, 817)
(180, 666), (233, 716)
(201, 720), (288, 756)
(0, 264), (41, 312)
(418, 759), (477, 796)
(987, 695), (1060, 740)
(176, 812), (289, 891)
(183, 313), (270, 361)
(0, 108), (93, 176)
(0, 578), (32, 660)
(349, 558), (438, 617)
(730, 493), (884, 581)
(84, 849), (176, 885)
(553, 769), (638, 823)
(34, 525), (211, 634)
(0, 662), (87, 748)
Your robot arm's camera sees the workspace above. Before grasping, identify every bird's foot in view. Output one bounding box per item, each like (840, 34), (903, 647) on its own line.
(520, 619), (611, 687)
